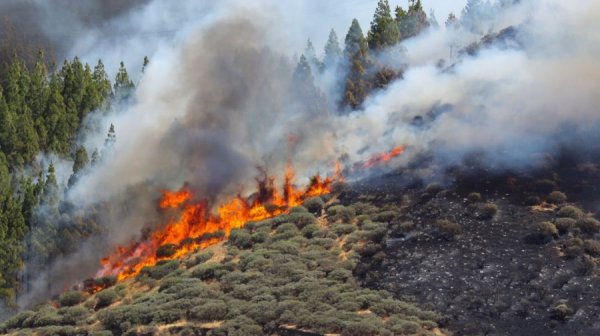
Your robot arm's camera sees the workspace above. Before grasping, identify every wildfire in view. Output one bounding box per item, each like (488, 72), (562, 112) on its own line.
(361, 145), (406, 168)
(94, 165), (341, 283)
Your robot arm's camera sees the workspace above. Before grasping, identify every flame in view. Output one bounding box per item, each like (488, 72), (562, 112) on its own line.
(94, 165), (341, 283)
(362, 145), (406, 168)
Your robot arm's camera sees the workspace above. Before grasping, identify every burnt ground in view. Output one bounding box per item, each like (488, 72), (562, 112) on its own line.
(341, 162), (600, 336)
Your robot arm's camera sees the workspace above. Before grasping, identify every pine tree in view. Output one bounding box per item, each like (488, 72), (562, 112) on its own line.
(304, 39), (323, 74)
(0, 89), (18, 159)
(91, 148), (100, 166)
(103, 123), (117, 157)
(92, 59), (112, 108)
(41, 162), (59, 211)
(344, 19), (368, 58)
(45, 74), (70, 155)
(68, 146), (89, 187)
(368, 0), (400, 51)
(398, 0), (429, 40)
(323, 29), (342, 67)
(461, 0), (489, 33)
(446, 13), (460, 30)
(114, 61), (135, 101)
(28, 51), (50, 120)
(293, 55), (314, 84)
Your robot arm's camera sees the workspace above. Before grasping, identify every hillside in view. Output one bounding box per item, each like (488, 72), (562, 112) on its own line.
(1, 193), (445, 336)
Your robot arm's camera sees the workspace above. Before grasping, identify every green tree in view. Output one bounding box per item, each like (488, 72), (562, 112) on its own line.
(0, 88), (18, 159)
(92, 59), (112, 109)
(368, 0), (400, 51)
(68, 146), (89, 187)
(142, 56), (150, 73)
(323, 29), (342, 67)
(45, 74), (70, 155)
(397, 0), (429, 40)
(41, 162), (59, 211)
(114, 61), (135, 101)
(446, 12), (460, 30)
(344, 19), (368, 58)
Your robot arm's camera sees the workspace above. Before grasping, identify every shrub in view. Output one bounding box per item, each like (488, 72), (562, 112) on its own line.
(3, 310), (36, 329)
(557, 206), (585, 220)
(286, 212), (317, 229)
(327, 268), (352, 282)
(301, 224), (320, 238)
(564, 238), (584, 259)
(303, 197), (324, 214)
(209, 315), (263, 336)
(189, 300), (227, 321)
(229, 229), (253, 249)
(436, 220), (462, 239)
(349, 202), (378, 216)
(477, 203), (498, 220)
(59, 291), (86, 307)
(548, 191), (567, 204)
(327, 205), (356, 223)
(341, 320), (384, 336)
(577, 218), (600, 234)
(525, 196), (541, 206)
(525, 222), (558, 244)
(583, 240), (600, 257)
(534, 179), (558, 193)
(250, 230), (269, 244)
(57, 306), (89, 325)
(156, 244), (178, 258)
(185, 250), (214, 268)
(310, 238), (336, 250)
(387, 317), (421, 335)
(95, 288), (119, 309)
(550, 301), (572, 321)
(332, 223), (355, 235)
(467, 192), (482, 203)
(139, 260), (180, 280)
(90, 331), (113, 336)
(554, 218), (576, 235)
(289, 205), (308, 213)
(191, 262), (228, 280)
(372, 210), (398, 222)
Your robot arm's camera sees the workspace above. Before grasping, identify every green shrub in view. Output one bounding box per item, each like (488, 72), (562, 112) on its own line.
(577, 218), (600, 234)
(310, 238), (336, 249)
(95, 288), (119, 309)
(191, 262), (229, 280)
(301, 224), (320, 238)
(189, 300), (227, 321)
(59, 291), (86, 307)
(477, 203), (498, 220)
(289, 205), (308, 213)
(156, 244), (178, 258)
(303, 197), (324, 214)
(332, 223), (355, 235)
(467, 192), (482, 203)
(139, 260), (180, 280)
(557, 206), (585, 220)
(583, 240), (600, 257)
(327, 268), (352, 282)
(548, 191), (567, 204)
(3, 310), (36, 329)
(535, 222), (558, 238)
(230, 229), (253, 249)
(349, 202), (379, 216)
(372, 210), (398, 222)
(564, 238), (584, 259)
(341, 319), (384, 336)
(387, 318), (421, 335)
(250, 230), (269, 244)
(185, 250), (214, 268)
(555, 218), (576, 235)
(327, 205), (356, 223)
(287, 212), (317, 229)
(209, 315), (263, 336)
(57, 306), (89, 325)
(89, 331), (113, 336)
(436, 220), (462, 239)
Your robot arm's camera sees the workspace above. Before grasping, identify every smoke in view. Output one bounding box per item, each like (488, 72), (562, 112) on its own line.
(15, 0), (600, 307)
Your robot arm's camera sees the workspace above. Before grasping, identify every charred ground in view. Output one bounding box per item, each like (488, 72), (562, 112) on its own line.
(343, 152), (600, 336)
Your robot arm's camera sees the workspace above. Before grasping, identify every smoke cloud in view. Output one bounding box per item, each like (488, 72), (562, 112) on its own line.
(15, 0), (600, 306)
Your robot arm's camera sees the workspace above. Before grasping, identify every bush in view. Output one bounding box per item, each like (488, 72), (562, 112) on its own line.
(303, 197), (324, 214)
(185, 250), (215, 268)
(59, 291), (86, 307)
(301, 224), (320, 238)
(89, 331), (113, 336)
(327, 205), (356, 223)
(577, 218), (600, 234)
(550, 301), (573, 321)
(554, 218), (576, 235)
(557, 206), (585, 220)
(564, 238), (584, 259)
(341, 320), (383, 336)
(525, 196), (541, 206)
(477, 203), (498, 220)
(548, 191), (567, 204)
(57, 306), (89, 325)
(583, 240), (600, 257)
(191, 262), (228, 280)
(96, 288), (119, 309)
(139, 260), (180, 280)
(189, 300), (227, 321)
(209, 315), (263, 336)
(332, 223), (355, 235)
(467, 192), (482, 203)
(229, 229), (253, 249)
(525, 222), (558, 244)
(372, 210), (398, 223)
(286, 212), (317, 229)
(436, 220), (462, 239)
(289, 205), (308, 213)
(156, 244), (178, 258)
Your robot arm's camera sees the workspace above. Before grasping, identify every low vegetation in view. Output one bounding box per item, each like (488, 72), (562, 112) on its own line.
(0, 196), (441, 336)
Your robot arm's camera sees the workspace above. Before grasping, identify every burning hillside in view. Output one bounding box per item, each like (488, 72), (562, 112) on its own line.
(93, 165), (342, 285)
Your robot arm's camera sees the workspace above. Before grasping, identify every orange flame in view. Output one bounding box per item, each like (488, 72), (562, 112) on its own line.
(362, 145), (406, 168)
(95, 165), (341, 283)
